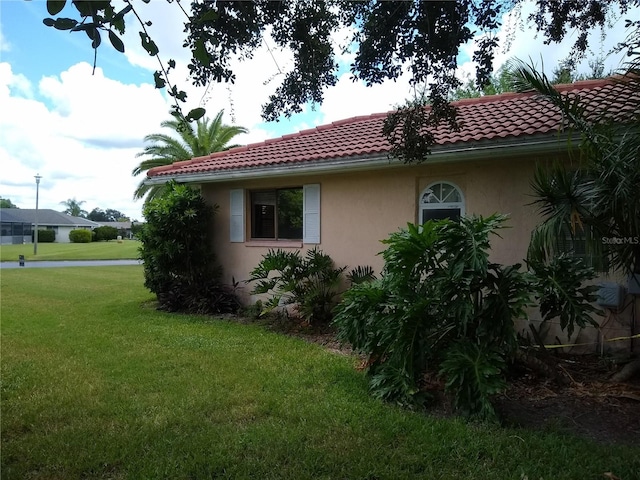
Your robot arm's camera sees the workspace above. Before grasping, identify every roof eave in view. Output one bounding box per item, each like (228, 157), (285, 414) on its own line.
(144, 134), (571, 186)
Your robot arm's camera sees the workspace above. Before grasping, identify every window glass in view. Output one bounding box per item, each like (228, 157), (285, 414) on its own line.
(558, 225), (608, 271)
(251, 188), (303, 240)
(419, 182), (464, 223)
(422, 208), (461, 223)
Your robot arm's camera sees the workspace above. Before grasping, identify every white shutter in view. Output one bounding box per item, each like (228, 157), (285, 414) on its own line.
(229, 189), (245, 243)
(303, 184), (320, 244)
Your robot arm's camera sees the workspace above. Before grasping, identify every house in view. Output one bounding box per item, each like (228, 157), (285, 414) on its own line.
(0, 209), (99, 244)
(146, 77), (639, 352)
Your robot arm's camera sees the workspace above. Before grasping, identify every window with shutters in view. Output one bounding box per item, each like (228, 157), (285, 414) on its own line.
(230, 185), (319, 244)
(251, 188), (303, 240)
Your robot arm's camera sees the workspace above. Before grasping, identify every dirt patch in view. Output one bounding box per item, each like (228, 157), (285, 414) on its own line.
(250, 316), (640, 446)
(495, 356), (640, 446)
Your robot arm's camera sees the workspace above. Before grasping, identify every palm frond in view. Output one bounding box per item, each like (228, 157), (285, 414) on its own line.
(133, 110), (248, 204)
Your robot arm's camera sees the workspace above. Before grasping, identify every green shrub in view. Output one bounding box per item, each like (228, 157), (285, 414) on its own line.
(248, 248), (347, 325)
(69, 229), (92, 243)
(333, 215), (598, 420)
(138, 182), (239, 314)
(93, 225), (118, 241)
(36, 229), (55, 243)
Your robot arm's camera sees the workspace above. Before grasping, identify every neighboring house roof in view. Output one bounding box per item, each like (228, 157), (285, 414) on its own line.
(147, 77), (638, 183)
(0, 209), (100, 228)
(96, 221), (132, 229)
(0, 209), (28, 224)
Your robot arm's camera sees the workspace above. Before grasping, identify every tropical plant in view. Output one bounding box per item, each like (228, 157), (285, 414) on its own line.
(509, 59), (640, 276)
(511, 53), (640, 380)
(247, 248), (348, 326)
(138, 181), (239, 314)
(132, 110), (247, 202)
(60, 198), (87, 217)
(333, 215), (599, 420)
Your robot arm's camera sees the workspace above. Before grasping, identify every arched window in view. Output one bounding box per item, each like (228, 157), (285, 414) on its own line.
(419, 181), (465, 223)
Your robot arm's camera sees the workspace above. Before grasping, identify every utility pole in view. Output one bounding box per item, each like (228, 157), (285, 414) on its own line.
(34, 174), (42, 255)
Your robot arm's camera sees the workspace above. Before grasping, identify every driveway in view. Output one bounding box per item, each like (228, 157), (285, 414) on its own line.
(0, 260), (142, 269)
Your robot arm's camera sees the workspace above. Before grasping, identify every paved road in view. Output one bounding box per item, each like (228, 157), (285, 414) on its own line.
(0, 260), (142, 269)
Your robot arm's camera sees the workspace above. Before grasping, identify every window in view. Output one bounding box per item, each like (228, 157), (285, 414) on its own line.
(419, 182), (465, 223)
(557, 224), (608, 271)
(251, 188), (303, 240)
(230, 184), (320, 244)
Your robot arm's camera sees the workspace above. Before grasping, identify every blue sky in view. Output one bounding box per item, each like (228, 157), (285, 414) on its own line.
(1, 0), (636, 220)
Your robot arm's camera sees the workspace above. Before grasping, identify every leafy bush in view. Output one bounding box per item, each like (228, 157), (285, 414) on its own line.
(138, 182), (239, 314)
(248, 248), (347, 325)
(36, 229), (55, 243)
(69, 229), (92, 243)
(333, 215), (598, 420)
(93, 226), (119, 241)
(529, 255), (599, 339)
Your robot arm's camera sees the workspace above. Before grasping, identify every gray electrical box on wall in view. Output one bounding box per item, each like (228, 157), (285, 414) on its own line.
(597, 283), (625, 309)
(628, 274), (640, 295)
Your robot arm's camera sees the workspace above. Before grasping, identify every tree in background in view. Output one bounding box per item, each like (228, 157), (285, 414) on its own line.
(60, 198), (88, 217)
(87, 208), (130, 222)
(132, 111), (247, 203)
(448, 57), (610, 101)
(0, 198), (18, 208)
(41, 0), (637, 163)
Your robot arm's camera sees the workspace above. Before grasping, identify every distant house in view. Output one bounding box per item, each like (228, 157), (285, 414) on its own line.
(0, 209), (99, 244)
(144, 77), (639, 353)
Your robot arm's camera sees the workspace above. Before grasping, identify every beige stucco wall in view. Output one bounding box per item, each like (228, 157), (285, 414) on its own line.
(198, 152), (637, 353)
(201, 154), (547, 300)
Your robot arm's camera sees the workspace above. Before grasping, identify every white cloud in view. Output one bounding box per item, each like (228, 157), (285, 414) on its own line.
(0, 61), (174, 220)
(458, 0), (638, 83)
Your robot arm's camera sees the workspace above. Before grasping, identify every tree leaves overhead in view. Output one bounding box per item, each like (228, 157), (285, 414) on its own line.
(41, 0), (639, 162)
(139, 31), (159, 56)
(46, 0), (66, 16)
(108, 30), (125, 53)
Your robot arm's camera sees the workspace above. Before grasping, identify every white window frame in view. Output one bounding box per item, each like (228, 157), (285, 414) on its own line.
(230, 184), (320, 244)
(419, 181), (465, 223)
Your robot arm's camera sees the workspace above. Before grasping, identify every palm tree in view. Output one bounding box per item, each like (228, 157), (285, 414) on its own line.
(60, 198), (88, 217)
(511, 58), (640, 381)
(132, 110), (248, 202)
(509, 59), (640, 276)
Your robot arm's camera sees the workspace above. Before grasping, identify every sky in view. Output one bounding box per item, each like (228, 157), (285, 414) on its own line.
(0, 0), (636, 221)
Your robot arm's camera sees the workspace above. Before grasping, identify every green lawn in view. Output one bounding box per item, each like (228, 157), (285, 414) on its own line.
(0, 240), (140, 262)
(1, 266), (638, 480)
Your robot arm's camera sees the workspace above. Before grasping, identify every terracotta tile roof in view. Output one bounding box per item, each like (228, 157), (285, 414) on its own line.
(148, 77), (638, 179)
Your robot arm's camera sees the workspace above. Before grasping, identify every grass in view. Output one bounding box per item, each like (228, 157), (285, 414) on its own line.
(0, 240), (140, 262)
(2, 266), (638, 480)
